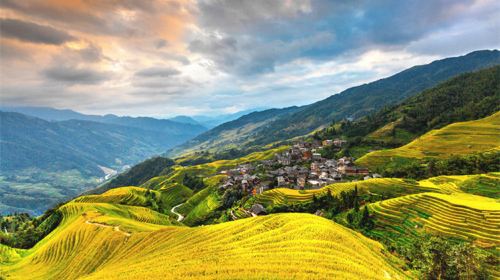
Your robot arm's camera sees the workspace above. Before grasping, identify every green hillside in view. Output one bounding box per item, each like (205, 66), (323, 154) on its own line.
(316, 65), (500, 150)
(356, 111), (500, 170)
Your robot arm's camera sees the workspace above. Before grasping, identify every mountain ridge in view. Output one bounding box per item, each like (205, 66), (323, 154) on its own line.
(174, 50), (500, 156)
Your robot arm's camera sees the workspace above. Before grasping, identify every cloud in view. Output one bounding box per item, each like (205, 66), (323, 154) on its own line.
(189, 31), (335, 75)
(0, 0), (499, 117)
(0, 18), (76, 45)
(42, 65), (109, 85)
(135, 67), (181, 77)
(190, 0), (481, 75)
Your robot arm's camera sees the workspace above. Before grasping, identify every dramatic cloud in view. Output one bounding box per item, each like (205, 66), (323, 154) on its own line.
(0, 18), (76, 45)
(42, 66), (109, 85)
(0, 0), (498, 117)
(135, 67), (181, 77)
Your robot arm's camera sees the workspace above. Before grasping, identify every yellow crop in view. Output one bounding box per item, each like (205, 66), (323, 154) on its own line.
(256, 178), (438, 207)
(357, 111), (500, 168)
(0, 202), (406, 279)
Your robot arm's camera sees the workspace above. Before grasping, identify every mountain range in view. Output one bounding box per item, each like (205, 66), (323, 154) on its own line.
(0, 110), (205, 214)
(173, 50), (500, 156)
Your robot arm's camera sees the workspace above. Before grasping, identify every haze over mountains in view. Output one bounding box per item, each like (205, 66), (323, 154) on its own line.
(0, 106), (265, 214)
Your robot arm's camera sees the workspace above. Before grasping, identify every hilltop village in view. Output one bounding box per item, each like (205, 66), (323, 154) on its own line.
(218, 139), (379, 197)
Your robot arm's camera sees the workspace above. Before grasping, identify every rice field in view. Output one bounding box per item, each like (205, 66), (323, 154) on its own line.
(74, 185), (193, 212)
(255, 178), (439, 207)
(0, 207), (407, 279)
(418, 172), (500, 197)
(357, 111), (500, 168)
(368, 192), (500, 248)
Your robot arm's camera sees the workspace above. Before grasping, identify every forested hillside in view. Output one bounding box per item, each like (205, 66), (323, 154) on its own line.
(316, 65), (500, 147)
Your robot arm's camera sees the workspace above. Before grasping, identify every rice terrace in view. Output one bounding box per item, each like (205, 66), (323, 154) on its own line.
(0, 1), (499, 279)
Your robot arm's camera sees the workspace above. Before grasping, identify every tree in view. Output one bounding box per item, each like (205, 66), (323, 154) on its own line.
(400, 235), (490, 280)
(346, 212), (354, 224)
(359, 206), (374, 230)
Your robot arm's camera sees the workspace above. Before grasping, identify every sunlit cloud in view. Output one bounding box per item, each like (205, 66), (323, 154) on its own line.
(0, 0), (498, 117)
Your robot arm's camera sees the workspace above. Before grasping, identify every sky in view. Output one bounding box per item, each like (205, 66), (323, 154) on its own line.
(0, 0), (499, 118)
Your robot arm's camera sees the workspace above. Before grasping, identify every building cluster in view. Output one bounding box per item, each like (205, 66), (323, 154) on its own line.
(219, 139), (379, 196)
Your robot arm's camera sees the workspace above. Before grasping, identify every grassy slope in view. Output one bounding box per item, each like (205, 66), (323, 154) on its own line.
(356, 111), (500, 169)
(0, 200), (406, 279)
(419, 172), (500, 198)
(75, 185), (191, 212)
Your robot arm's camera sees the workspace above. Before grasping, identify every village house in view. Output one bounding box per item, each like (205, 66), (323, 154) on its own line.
(311, 162), (320, 173)
(312, 153), (322, 160)
(296, 176), (307, 189)
(302, 150), (312, 161)
(333, 138), (347, 147)
(322, 139), (333, 146)
(277, 176), (286, 187)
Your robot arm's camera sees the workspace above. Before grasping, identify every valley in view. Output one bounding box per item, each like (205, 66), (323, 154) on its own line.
(1, 52), (499, 279)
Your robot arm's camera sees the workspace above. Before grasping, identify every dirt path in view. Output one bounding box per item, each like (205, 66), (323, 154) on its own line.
(230, 210), (238, 220)
(171, 203), (185, 222)
(242, 209), (257, 217)
(85, 220), (131, 237)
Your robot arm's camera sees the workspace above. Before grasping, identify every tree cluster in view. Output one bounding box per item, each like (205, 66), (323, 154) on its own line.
(381, 151), (500, 179)
(0, 207), (62, 249)
(393, 235), (491, 279)
(182, 174), (206, 192)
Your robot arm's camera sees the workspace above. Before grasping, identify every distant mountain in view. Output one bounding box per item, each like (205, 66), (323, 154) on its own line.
(99, 115), (206, 136)
(174, 50), (500, 156)
(0, 111), (205, 214)
(190, 108), (269, 128)
(168, 116), (201, 126)
(0, 106), (207, 136)
(170, 106), (301, 156)
(0, 106), (100, 122)
(0, 112), (193, 175)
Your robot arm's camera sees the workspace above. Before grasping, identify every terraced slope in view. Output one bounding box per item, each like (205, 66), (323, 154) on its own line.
(419, 172), (500, 197)
(255, 178), (438, 207)
(75, 186), (189, 213)
(0, 206), (406, 279)
(176, 175), (225, 225)
(74, 187), (153, 205)
(141, 178), (194, 205)
(357, 112), (500, 169)
(368, 192), (500, 248)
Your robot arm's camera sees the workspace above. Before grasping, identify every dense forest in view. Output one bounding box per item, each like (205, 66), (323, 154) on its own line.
(316, 66), (500, 145)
